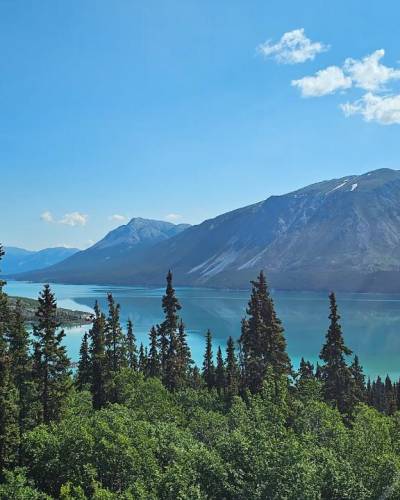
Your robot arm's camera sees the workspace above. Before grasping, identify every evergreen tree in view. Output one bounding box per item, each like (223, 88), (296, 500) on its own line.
(125, 319), (138, 370)
(202, 329), (215, 390)
(240, 271), (291, 393)
(350, 355), (366, 407)
(105, 294), (126, 373)
(0, 246), (19, 472)
(177, 319), (192, 384)
(158, 271), (181, 375)
(215, 346), (225, 394)
(385, 375), (397, 415)
(147, 326), (160, 378)
(371, 376), (386, 413)
(76, 331), (91, 390)
(319, 292), (353, 414)
(89, 302), (107, 410)
(298, 358), (315, 382)
(164, 329), (180, 391)
(8, 301), (38, 446)
(189, 365), (203, 389)
(225, 336), (239, 398)
(32, 284), (71, 423)
(138, 343), (147, 373)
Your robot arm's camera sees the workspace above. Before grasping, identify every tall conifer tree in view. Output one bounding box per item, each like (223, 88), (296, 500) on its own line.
(89, 302), (107, 410)
(147, 326), (160, 377)
(225, 336), (239, 398)
(319, 292), (352, 414)
(8, 300), (39, 445)
(349, 355), (366, 407)
(0, 245), (19, 472)
(77, 332), (91, 390)
(32, 284), (71, 423)
(158, 271), (181, 375)
(105, 294), (126, 373)
(125, 319), (138, 370)
(215, 346), (225, 394)
(202, 329), (215, 390)
(240, 271), (290, 393)
(177, 319), (191, 384)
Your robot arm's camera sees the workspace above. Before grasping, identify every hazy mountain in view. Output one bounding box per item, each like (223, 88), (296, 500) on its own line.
(15, 169), (400, 292)
(12, 218), (190, 284)
(2, 247), (79, 275)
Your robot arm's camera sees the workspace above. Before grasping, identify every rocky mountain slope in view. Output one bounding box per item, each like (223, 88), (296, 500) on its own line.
(14, 169), (400, 292)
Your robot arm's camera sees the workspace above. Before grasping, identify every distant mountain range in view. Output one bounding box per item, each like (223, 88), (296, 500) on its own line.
(2, 247), (79, 275)
(7, 218), (190, 284)
(11, 168), (400, 292)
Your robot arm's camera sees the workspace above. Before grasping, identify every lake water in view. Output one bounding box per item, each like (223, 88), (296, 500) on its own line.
(4, 280), (400, 379)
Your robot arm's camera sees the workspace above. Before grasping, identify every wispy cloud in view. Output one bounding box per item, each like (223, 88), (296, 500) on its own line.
(165, 213), (182, 222)
(341, 92), (400, 125)
(59, 212), (88, 226)
(292, 66), (352, 97)
(40, 211), (55, 223)
(257, 28), (329, 65)
(40, 211), (88, 226)
(108, 214), (126, 222)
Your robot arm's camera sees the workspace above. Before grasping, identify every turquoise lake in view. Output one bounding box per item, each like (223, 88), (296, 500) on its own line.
(5, 280), (400, 379)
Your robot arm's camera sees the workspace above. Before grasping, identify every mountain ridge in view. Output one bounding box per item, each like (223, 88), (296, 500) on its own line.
(2, 246), (79, 275)
(12, 168), (400, 292)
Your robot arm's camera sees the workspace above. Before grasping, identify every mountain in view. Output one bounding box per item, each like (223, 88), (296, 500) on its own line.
(11, 218), (190, 284)
(14, 169), (400, 292)
(2, 246), (79, 275)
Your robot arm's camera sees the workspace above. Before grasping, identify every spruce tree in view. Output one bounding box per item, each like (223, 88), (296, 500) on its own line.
(125, 319), (137, 370)
(0, 247), (19, 472)
(319, 292), (353, 414)
(349, 355), (366, 407)
(158, 271), (181, 375)
(76, 331), (91, 390)
(215, 346), (225, 394)
(89, 302), (107, 410)
(8, 300), (39, 444)
(32, 284), (71, 423)
(164, 329), (180, 391)
(177, 319), (192, 384)
(202, 329), (215, 390)
(105, 294), (126, 373)
(147, 326), (160, 377)
(385, 375), (397, 415)
(138, 343), (147, 373)
(240, 271), (291, 393)
(225, 336), (239, 398)
(298, 358), (315, 382)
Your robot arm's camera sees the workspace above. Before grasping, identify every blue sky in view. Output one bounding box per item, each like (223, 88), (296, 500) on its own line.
(1, 0), (400, 250)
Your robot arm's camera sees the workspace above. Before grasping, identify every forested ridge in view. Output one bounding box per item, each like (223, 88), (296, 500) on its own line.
(1, 244), (400, 499)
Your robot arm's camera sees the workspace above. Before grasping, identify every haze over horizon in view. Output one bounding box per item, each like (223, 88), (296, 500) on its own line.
(1, 0), (400, 250)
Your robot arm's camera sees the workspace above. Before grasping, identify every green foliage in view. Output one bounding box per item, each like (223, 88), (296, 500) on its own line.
(2, 250), (400, 498)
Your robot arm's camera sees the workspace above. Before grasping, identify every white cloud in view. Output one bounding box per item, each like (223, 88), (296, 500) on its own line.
(292, 66), (352, 97)
(59, 212), (88, 226)
(40, 211), (55, 223)
(165, 213), (182, 222)
(257, 28), (329, 64)
(108, 214), (126, 222)
(341, 92), (400, 125)
(343, 49), (400, 92)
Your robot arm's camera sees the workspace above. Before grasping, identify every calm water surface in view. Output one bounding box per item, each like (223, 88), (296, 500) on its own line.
(5, 280), (400, 379)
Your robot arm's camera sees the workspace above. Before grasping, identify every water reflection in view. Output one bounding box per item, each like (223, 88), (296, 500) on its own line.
(4, 281), (400, 378)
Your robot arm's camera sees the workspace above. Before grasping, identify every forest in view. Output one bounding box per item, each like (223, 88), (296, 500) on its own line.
(1, 243), (400, 499)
